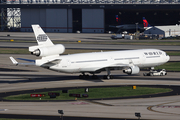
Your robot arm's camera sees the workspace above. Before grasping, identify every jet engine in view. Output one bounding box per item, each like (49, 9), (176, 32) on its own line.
(123, 66), (140, 75)
(31, 44), (65, 57)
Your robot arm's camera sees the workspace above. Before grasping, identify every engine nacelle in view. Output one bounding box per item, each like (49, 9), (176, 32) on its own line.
(123, 66), (140, 75)
(31, 44), (65, 57)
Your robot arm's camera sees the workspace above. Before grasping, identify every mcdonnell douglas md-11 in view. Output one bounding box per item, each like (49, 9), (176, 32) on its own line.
(10, 25), (170, 79)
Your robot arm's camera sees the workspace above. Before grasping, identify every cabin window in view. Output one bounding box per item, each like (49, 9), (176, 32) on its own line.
(144, 52), (148, 55)
(149, 52), (153, 55)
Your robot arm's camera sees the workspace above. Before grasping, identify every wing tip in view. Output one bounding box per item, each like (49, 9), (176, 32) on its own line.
(9, 56), (18, 65)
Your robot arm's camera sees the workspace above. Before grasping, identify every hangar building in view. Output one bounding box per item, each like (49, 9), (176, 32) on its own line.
(144, 25), (180, 38)
(1, 0), (180, 33)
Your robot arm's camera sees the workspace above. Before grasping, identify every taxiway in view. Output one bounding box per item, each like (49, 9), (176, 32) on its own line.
(0, 33), (180, 120)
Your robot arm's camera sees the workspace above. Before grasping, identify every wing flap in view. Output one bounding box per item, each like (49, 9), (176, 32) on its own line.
(41, 59), (61, 67)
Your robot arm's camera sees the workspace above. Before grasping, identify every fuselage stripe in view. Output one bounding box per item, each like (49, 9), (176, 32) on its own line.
(114, 57), (139, 60)
(73, 59), (107, 63)
(146, 56), (160, 58)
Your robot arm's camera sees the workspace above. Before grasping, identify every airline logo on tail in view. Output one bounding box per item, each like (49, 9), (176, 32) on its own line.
(37, 34), (48, 42)
(143, 17), (151, 28)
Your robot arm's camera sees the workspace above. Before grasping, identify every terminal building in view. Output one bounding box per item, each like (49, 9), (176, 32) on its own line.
(0, 0), (180, 33)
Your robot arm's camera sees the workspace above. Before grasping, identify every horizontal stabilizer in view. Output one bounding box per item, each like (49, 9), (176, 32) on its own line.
(9, 57), (35, 66)
(10, 57), (18, 65)
(17, 58), (35, 63)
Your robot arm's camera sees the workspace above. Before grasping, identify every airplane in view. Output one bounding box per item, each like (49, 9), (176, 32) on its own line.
(10, 25), (170, 79)
(109, 24), (144, 33)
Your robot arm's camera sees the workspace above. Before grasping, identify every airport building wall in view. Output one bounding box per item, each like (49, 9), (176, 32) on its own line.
(82, 9), (104, 33)
(1, 2), (180, 33)
(21, 8), (104, 33)
(21, 9), (73, 32)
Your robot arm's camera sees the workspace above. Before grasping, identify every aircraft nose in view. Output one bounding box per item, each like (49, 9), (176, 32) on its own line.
(166, 55), (170, 62)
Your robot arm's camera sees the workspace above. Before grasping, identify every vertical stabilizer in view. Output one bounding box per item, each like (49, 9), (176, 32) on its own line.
(32, 25), (54, 46)
(143, 17), (151, 28)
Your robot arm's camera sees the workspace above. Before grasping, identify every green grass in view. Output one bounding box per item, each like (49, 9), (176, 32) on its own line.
(1, 47), (180, 56)
(0, 48), (109, 54)
(166, 51), (180, 56)
(1, 39), (180, 45)
(4, 87), (172, 101)
(155, 62), (180, 71)
(0, 48), (29, 54)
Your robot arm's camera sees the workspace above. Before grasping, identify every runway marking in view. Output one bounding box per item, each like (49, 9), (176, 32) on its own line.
(156, 106), (180, 108)
(147, 101), (180, 115)
(70, 101), (89, 105)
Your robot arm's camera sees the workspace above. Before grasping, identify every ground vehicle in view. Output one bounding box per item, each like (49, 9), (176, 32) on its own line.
(143, 69), (167, 76)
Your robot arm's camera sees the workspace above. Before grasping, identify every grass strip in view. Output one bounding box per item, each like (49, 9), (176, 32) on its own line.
(155, 62), (180, 72)
(0, 48), (29, 54)
(4, 87), (172, 101)
(1, 48), (180, 56)
(1, 39), (180, 45)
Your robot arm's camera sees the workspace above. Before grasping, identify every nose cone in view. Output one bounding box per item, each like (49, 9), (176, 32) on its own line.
(166, 55), (170, 62)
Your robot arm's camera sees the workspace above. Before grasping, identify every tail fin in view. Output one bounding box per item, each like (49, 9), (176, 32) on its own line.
(32, 25), (54, 46)
(143, 17), (151, 28)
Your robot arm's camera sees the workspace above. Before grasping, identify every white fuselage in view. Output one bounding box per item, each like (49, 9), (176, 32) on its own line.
(35, 49), (170, 74)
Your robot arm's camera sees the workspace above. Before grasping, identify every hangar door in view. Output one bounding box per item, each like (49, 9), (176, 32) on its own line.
(72, 9), (82, 33)
(82, 9), (104, 33)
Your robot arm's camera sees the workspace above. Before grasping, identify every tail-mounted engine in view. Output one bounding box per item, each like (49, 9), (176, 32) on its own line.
(30, 44), (65, 57)
(123, 66), (140, 75)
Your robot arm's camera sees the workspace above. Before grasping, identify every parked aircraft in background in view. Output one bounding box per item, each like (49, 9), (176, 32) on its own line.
(10, 25), (170, 79)
(109, 24), (144, 33)
(143, 17), (180, 38)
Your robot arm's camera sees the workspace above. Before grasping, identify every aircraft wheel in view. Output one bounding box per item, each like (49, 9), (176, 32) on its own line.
(150, 73), (153, 76)
(79, 75), (83, 79)
(103, 75), (107, 79)
(103, 75), (113, 79)
(92, 75), (98, 79)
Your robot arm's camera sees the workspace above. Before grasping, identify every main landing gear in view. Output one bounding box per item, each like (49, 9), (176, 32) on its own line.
(79, 72), (98, 79)
(103, 68), (113, 80)
(79, 68), (114, 80)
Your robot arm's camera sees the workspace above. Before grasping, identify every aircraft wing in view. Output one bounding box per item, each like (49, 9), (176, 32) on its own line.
(9, 57), (35, 66)
(81, 63), (130, 72)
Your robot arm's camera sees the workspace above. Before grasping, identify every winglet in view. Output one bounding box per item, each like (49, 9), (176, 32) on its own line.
(9, 57), (18, 65)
